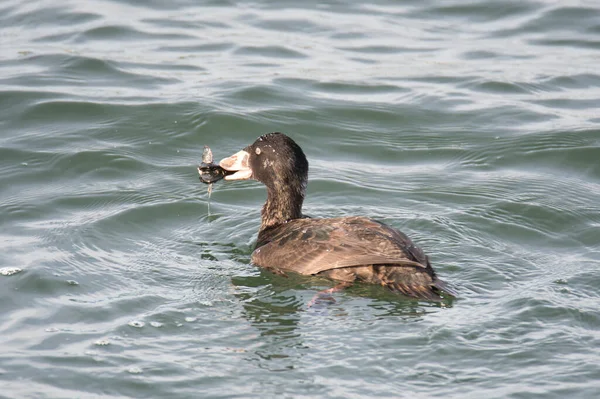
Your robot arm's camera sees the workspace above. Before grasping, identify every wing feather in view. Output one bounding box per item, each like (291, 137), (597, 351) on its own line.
(252, 216), (427, 275)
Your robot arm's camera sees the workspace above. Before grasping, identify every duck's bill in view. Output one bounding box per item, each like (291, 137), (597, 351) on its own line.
(220, 149), (253, 180)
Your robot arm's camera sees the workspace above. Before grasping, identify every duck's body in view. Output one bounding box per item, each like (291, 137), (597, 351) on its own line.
(212, 132), (455, 301)
(255, 216), (451, 300)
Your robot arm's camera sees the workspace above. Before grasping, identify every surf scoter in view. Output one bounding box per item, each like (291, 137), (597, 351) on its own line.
(210, 132), (455, 301)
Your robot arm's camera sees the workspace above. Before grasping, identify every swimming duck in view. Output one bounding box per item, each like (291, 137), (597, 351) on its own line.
(215, 132), (455, 301)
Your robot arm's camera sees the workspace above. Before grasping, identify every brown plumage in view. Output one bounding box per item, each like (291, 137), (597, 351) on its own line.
(216, 132), (456, 301)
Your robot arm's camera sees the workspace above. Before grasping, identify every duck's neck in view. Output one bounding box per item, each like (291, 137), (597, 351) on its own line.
(260, 180), (305, 231)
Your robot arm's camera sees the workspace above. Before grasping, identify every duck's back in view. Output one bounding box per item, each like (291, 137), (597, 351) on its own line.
(252, 216), (453, 300)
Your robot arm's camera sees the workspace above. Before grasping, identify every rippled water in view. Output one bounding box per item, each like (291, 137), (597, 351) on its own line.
(1, 0), (600, 398)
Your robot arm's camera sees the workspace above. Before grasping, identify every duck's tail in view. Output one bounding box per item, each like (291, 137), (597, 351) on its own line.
(387, 275), (457, 301)
(380, 261), (457, 301)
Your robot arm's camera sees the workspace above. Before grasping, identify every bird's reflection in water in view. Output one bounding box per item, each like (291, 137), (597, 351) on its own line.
(230, 270), (454, 371)
(231, 270), (308, 372)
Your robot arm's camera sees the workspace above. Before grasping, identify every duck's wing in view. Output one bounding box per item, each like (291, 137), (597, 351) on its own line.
(252, 216), (428, 275)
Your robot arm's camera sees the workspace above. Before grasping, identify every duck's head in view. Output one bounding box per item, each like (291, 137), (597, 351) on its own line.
(219, 132), (308, 191)
(219, 132), (308, 228)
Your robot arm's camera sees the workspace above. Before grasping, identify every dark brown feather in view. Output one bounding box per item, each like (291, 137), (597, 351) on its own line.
(253, 216), (453, 300)
(254, 216), (427, 274)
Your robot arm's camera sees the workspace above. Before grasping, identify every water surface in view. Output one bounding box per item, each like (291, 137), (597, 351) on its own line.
(1, 0), (600, 398)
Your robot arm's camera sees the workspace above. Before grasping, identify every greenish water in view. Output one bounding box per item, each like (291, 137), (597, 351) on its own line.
(1, 0), (600, 398)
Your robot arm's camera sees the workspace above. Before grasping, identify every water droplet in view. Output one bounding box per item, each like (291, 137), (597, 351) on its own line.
(66, 280), (79, 286)
(128, 320), (145, 328)
(150, 321), (163, 328)
(0, 267), (22, 276)
(94, 339), (110, 346)
(45, 327), (59, 332)
(185, 317), (197, 323)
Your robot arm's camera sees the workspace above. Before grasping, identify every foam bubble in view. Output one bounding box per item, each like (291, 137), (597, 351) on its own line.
(0, 267), (22, 276)
(127, 367), (143, 374)
(128, 320), (145, 328)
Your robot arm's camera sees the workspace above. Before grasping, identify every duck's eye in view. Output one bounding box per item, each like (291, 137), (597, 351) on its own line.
(255, 147), (261, 155)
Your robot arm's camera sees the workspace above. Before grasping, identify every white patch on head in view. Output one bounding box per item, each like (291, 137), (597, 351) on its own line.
(263, 159), (274, 168)
(255, 147), (261, 155)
